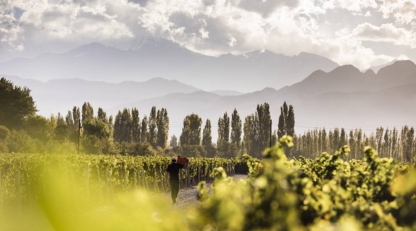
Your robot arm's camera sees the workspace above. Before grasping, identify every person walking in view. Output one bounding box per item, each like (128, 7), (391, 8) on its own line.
(166, 157), (183, 204)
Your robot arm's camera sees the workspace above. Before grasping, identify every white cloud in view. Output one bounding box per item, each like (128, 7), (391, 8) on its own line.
(0, 0), (414, 69)
(380, 0), (416, 25)
(228, 37), (237, 47)
(0, 5), (23, 51)
(353, 23), (416, 48)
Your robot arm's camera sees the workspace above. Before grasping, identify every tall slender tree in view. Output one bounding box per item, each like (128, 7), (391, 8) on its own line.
(141, 116), (148, 143)
(131, 108), (141, 143)
(218, 112), (230, 144)
(148, 106), (157, 147)
(202, 119), (212, 146)
(156, 108), (169, 148)
(286, 105), (295, 137)
(97, 108), (107, 123)
(82, 102), (94, 123)
(180, 114), (202, 146)
(231, 109), (242, 148)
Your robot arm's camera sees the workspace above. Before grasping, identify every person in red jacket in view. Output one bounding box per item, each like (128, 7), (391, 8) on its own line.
(166, 157), (183, 204)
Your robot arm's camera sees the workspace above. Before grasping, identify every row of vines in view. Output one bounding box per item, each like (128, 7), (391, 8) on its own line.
(0, 154), (238, 211)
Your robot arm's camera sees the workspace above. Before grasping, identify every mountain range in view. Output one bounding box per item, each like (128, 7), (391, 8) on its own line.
(2, 46), (415, 140)
(108, 60), (416, 139)
(0, 37), (339, 92)
(3, 76), (200, 116)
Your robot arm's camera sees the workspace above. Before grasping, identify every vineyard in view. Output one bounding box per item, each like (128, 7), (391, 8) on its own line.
(0, 155), (237, 206)
(1, 137), (416, 230)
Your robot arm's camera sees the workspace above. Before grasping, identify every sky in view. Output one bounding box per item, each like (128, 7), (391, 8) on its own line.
(1, 0), (416, 69)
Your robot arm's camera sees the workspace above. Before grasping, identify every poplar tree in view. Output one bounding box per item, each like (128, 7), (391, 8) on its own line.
(328, 130), (333, 153)
(82, 102), (94, 123)
(120, 108), (132, 143)
(148, 106), (157, 147)
(257, 103), (271, 151)
(180, 117), (191, 146)
(340, 128), (346, 146)
(113, 111), (122, 142)
(277, 108), (285, 139)
(180, 114), (202, 146)
(218, 112), (230, 144)
(277, 102), (295, 138)
(333, 128), (340, 150)
(141, 116), (148, 143)
(231, 109), (242, 147)
(392, 127), (398, 158)
(202, 119), (216, 157)
(156, 108), (169, 148)
(97, 108), (107, 123)
(170, 135), (178, 148)
(286, 105), (295, 137)
(243, 116), (253, 156)
(131, 108), (141, 143)
(202, 119), (212, 146)
(405, 127), (414, 162)
(55, 113), (68, 141)
(349, 130), (355, 159)
(65, 111), (74, 129)
(189, 114), (202, 145)
(383, 128), (390, 158)
(322, 128), (327, 152)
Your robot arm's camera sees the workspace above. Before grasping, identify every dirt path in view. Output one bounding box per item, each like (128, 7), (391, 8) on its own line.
(165, 174), (248, 210)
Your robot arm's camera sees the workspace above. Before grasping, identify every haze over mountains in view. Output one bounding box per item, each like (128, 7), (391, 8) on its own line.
(3, 76), (201, 116)
(109, 60), (416, 138)
(1, 37), (415, 140)
(0, 37), (339, 92)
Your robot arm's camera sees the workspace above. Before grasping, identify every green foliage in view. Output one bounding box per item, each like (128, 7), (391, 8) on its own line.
(278, 102), (295, 138)
(0, 125), (10, 140)
(148, 106), (157, 147)
(81, 102), (94, 122)
(178, 145), (206, 157)
(0, 77), (37, 129)
(156, 108), (169, 149)
(231, 108), (242, 147)
(169, 135), (178, 148)
(217, 112), (230, 144)
(202, 119), (212, 146)
(180, 114), (202, 146)
(1, 139), (416, 230)
(216, 142), (239, 158)
(192, 137), (416, 230)
(6, 130), (40, 153)
(82, 118), (111, 140)
(243, 103), (271, 158)
(24, 115), (53, 142)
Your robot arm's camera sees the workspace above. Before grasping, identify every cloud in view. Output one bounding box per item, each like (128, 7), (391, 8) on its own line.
(0, 4), (23, 51)
(0, 0), (413, 70)
(353, 23), (415, 48)
(238, 0), (299, 18)
(228, 37), (237, 47)
(380, 0), (416, 25)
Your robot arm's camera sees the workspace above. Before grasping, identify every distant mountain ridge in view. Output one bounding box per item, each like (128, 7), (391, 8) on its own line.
(109, 60), (416, 139)
(0, 37), (339, 92)
(2, 76), (201, 116)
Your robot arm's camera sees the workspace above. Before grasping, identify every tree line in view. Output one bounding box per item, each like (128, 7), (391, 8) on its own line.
(292, 126), (416, 162)
(0, 77), (414, 161)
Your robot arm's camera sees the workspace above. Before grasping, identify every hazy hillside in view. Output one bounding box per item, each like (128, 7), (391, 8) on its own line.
(3, 59), (414, 140)
(2, 76), (200, 116)
(0, 37), (339, 92)
(110, 60), (416, 139)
